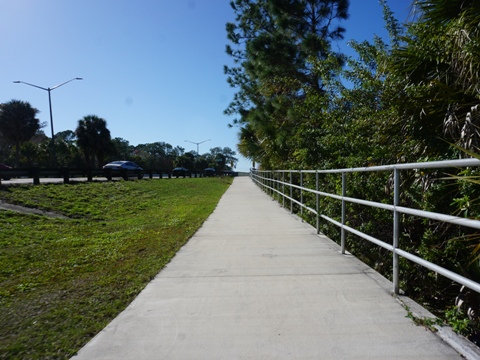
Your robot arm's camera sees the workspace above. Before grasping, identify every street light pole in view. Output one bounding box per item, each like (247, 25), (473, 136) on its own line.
(13, 77), (83, 167)
(185, 139), (211, 155)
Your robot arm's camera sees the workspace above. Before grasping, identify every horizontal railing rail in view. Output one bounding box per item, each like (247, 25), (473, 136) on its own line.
(251, 158), (480, 295)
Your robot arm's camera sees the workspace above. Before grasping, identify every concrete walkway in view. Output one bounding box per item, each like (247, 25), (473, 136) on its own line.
(72, 177), (474, 359)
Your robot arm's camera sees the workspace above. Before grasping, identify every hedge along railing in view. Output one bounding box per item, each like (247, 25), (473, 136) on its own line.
(251, 158), (480, 296)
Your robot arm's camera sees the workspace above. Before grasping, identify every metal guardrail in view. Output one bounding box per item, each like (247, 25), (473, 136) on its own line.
(0, 168), (149, 185)
(251, 158), (480, 295)
(0, 167), (235, 185)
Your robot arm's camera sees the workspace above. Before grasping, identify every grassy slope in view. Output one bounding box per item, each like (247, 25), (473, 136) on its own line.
(0, 178), (232, 359)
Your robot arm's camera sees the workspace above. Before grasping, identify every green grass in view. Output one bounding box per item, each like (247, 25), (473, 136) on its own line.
(0, 177), (232, 359)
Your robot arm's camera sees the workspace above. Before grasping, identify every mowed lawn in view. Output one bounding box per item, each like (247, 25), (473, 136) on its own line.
(0, 177), (232, 359)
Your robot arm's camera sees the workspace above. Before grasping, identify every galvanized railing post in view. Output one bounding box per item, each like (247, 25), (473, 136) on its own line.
(300, 171), (304, 218)
(272, 171), (275, 200)
(265, 171), (268, 194)
(393, 168), (400, 294)
(282, 172), (285, 208)
(277, 171), (280, 200)
(274, 171), (276, 196)
(271, 171), (273, 197)
(341, 172), (346, 254)
(263, 171), (266, 193)
(264, 171), (267, 192)
(263, 171), (266, 192)
(267, 171), (272, 196)
(316, 170), (320, 234)
(290, 171), (293, 213)
(265, 171), (267, 192)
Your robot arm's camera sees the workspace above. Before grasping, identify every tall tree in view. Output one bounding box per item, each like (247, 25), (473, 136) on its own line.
(75, 115), (112, 168)
(209, 146), (239, 169)
(0, 100), (42, 166)
(54, 130), (82, 167)
(321, 0), (405, 167)
(134, 142), (175, 169)
(30, 130), (52, 167)
(111, 137), (134, 160)
(237, 124), (263, 168)
(174, 152), (195, 170)
(225, 0), (349, 168)
(0, 131), (12, 164)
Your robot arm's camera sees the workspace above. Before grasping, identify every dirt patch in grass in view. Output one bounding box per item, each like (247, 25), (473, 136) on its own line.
(0, 200), (68, 218)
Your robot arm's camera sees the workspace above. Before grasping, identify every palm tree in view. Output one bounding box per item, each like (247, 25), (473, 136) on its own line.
(391, 0), (480, 154)
(75, 115), (112, 168)
(404, 0), (480, 89)
(0, 100), (41, 166)
(237, 124), (264, 168)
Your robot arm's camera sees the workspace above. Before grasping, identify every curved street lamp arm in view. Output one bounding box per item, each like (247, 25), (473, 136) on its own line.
(13, 81), (48, 91)
(184, 139), (211, 155)
(14, 77), (82, 91)
(50, 77), (83, 90)
(184, 139), (211, 146)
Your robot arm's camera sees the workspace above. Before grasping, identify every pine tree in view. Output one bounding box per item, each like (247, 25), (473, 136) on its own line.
(225, 0), (349, 167)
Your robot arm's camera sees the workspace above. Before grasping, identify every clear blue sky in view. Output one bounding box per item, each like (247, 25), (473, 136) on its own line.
(0, 0), (410, 171)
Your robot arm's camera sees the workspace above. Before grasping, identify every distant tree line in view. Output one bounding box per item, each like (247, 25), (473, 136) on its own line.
(225, 0), (480, 341)
(0, 101), (238, 173)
